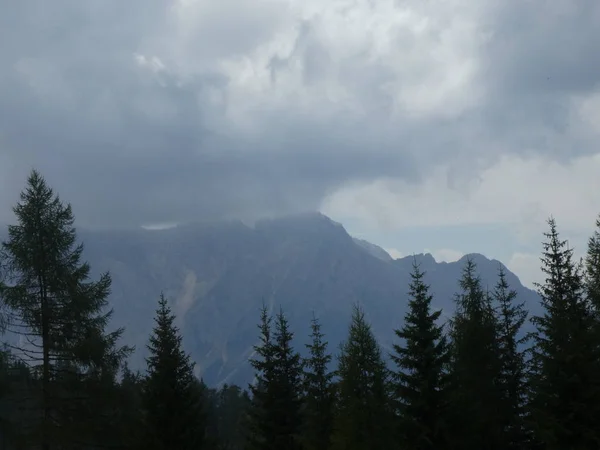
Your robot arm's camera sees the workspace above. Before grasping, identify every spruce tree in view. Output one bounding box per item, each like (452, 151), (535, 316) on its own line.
(390, 260), (450, 450)
(247, 306), (303, 450)
(0, 169), (129, 449)
(492, 267), (529, 449)
(302, 313), (334, 450)
(585, 214), (600, 314)
(528, 218), (600, 449)
(272, 308), (304, 449)
(332, 304), (392, 450)
(247, 305), (276, 450)
(447, 259), (503, 450)
(142, 293), (206, 450)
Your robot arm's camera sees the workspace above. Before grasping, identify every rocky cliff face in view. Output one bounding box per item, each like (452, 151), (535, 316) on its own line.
(74, 212), (540, 386)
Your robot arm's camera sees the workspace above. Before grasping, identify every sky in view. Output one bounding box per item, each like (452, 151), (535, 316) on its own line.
(0, 0), (599, 289)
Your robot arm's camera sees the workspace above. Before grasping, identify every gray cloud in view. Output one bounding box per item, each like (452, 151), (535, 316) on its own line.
(0, 0), (598, 228)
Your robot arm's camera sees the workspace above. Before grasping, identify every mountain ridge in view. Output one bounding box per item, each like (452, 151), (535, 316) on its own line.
(1, 212), (540, 386)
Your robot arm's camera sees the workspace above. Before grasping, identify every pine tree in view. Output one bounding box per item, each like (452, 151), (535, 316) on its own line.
(142, 293), (207, 450)
(585, 213), (600, 314)
(492, 267), (529, 449)
(332, 304), (392, 450)
(528, 217), (600, 449)
(0, 169), (129, 449)
(247, 306), (304, 450)
(272, 308), (304, 449)
(302, 313), (334, 450)
(390, 260), (450, 450)
(447, 258), (503, 450)
(246, 305), (276, 450)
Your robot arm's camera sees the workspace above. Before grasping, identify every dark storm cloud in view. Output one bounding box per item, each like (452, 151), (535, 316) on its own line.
(0, 0), (598, 227)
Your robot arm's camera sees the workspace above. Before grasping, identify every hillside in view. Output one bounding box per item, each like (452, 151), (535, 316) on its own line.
(74, 212), (540, 386)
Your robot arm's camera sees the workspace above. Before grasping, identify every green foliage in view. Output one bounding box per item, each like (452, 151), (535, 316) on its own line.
(247, 306), (304, 450)
(115, 365), (145, 449)
(142, 292), (207, 450)
(448, 259), (503, 450)
(0, 169), (130, 448)
(528, 218), (600, 449)
(302, 313), (334, 450)
(391, 260), (451, 450)
(5, 168), (600, 449)
(492, 267), (530, 449)
(206, 384), (251, 450)
(332, 304), (392, 450)
(585, 214), (600, 313)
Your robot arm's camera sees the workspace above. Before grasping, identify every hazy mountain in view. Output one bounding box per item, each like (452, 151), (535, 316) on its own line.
(3, 212), (541, 387)
(352, 237), (393, 262)
(69, 212), (541, 386)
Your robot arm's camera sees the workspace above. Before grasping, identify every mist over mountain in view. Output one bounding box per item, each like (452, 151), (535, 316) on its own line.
(69, 212), (540, 386)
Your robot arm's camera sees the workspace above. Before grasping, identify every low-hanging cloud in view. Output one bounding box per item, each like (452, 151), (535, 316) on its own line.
(0, 0), (598, 228)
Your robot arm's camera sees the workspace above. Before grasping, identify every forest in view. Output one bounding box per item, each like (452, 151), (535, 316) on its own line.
(1, 169), (599, 450)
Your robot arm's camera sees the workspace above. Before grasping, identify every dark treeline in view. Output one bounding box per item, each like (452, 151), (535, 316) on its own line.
(1, 170), (600, 449)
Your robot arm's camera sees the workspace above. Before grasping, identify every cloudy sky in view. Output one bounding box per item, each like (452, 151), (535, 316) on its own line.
(1, 0), (599, 288)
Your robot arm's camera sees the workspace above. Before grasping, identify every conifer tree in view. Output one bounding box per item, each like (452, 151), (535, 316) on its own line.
(585, 214), (600, 313)
(302, 313), (334, 450)
(271, 308), (304, 449)
(492, 267), (529, 449)
(142, 293), (206, 450)
(0, 169), (129, 449)
(116, 365), (145, 449)
(247, 305), (276, 450)
(210, 384), (250, 450)
(390, 260), (450, 450)
(528, 218), (600, 449)
(247, 306), (303, 450)
(332, 304), (392, 450)
(447, 259), (503, 450)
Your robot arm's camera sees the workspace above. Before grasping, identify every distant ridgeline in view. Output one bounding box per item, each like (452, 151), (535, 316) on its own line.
(75, 212), (540, 387)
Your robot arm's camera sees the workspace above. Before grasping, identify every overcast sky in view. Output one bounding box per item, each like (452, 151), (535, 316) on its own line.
(1, 0), (599, 288)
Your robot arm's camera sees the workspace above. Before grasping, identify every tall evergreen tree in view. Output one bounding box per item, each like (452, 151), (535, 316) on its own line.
(302, 313), (334, 450)
(528, 218), (600, 449)
(246, 305), (276, 450)
(142, 293), (207, 450)
(585, 213), (600, 314)
(332, 304), (392, 450)
(247, 306), (303, 450)
(390, 260), (450, 450)
(492, 267), (529, 449)
(0, 169), (129, 449)
(448, 259), (503, 450)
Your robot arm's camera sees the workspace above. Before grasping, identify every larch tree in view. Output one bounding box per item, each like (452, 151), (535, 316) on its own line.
(302, 313), (334, 450)
(0, 169), (129, 449)
(142, 292), (207, 450)
(528, 217), (600, 449)
(390, 260), (451, 450)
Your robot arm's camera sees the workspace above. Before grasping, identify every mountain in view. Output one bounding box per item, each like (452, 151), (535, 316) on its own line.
(6, 212), (541, 387)
(73, 212), (541, 386)
(352, 237), (393, 261)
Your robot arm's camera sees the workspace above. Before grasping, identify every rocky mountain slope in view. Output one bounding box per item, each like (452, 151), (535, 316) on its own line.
(72, 212), (541, 387)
